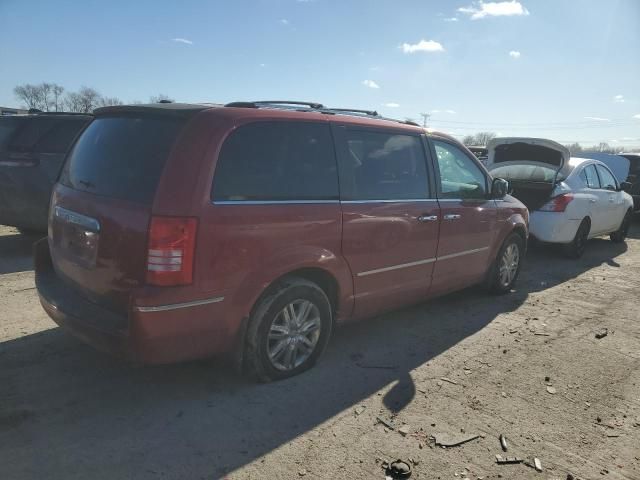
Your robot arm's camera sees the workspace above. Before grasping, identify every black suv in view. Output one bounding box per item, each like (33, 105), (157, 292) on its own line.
(0, 112), (92, 232)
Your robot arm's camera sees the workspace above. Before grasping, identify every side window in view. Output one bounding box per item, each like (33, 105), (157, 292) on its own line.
(212, 121), (338, 201)
(338, 129), (429, 200)
(432, 140), (487, 199)
(595, 165), (618, 191)
(582, 165), (600, 189)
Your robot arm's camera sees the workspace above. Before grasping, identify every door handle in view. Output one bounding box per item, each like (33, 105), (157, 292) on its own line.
(443, 214), (461, 220)
(417, 215), (439, 222)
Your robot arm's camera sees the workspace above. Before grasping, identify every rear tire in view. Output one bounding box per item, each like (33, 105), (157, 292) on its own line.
(244, 277), (333, 382)
(563, 218), (590, 259)
(610, 209), (632, 243)
(486, 232), (524, 295)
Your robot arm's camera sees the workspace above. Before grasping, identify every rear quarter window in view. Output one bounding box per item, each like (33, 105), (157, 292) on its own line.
(60, 116), (186, 203)
(212, 121), (338, 201)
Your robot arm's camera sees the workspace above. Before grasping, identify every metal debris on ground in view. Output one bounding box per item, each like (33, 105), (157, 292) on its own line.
(595, 328), (608, 339)
(398, 425), (411, 436)
(382, 459), (412, 479)
(495, 455), (523, 464)
(354, 405), (366, 416)
(376, 416), (396, 430)
(546, 386), (557, 394)
(534, 458), (542, 472)
(499, 434), (508, 451)
(440, 377), (458, 385)
(434, 433), (480, 448)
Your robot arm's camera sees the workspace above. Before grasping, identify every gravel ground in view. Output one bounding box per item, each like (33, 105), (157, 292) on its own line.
(1, 223), (639, 480)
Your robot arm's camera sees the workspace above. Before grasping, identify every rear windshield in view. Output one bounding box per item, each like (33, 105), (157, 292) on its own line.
(490, 164), (565, 182)
(0, 116), (89, 154)
(60, 116), (185, 203)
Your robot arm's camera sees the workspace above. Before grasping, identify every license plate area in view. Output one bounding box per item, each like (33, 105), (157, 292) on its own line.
(53, 206), (100, 268)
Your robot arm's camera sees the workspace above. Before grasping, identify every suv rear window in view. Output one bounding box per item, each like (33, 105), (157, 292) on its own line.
(60, 116), (185, 203)
(0, 116), (89, 154)
(212, 121), (338, 201)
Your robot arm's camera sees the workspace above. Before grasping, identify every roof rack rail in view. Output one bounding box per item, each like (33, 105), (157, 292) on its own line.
(325, 108), (379, 117)
(222, 100), (422, 128)
(225, 100), (325, 109)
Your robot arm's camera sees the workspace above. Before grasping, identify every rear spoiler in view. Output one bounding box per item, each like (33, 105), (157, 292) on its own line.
(94, 103), (210, 117)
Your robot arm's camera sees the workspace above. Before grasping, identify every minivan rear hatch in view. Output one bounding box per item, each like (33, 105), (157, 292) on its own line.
(486, 137), (571, 210)
(50, 105), (204, 314)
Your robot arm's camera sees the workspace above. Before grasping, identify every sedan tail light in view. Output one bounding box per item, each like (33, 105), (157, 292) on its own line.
(539, 193), (574, 212)
(146, 216), (197, 286)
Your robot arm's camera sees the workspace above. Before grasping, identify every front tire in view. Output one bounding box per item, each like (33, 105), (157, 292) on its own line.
(610, 209), (632, 243)
(563, 218), (590, 259)
(244, 277), (333, 382)
(487, 232), (524, 294)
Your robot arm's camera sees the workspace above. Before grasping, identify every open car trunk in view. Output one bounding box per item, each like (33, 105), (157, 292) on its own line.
(486, 137), (571, 211)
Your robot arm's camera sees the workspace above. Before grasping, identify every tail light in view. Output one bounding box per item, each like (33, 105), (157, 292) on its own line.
(539, 193), (574, 212)
(146, 216), (197, 286)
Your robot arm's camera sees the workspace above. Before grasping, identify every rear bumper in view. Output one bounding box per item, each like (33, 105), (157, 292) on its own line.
(35, 239), (237, 364)
(35, 238), (131, 360)
(529, 212), (580, 244)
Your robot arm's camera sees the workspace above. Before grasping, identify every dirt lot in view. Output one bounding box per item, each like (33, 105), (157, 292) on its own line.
(1, 223), (639, 480)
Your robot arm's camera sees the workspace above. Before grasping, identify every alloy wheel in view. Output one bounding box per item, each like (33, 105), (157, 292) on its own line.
(267, 299), (322, 371)
(499, 243), (520, 288)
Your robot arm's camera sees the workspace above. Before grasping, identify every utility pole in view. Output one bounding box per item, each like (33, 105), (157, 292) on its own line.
(419, 112), (431, 128)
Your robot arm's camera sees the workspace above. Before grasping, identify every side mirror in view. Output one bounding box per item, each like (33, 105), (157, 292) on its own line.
(491, 177), (509, 199)
(619, 181), (632, 192)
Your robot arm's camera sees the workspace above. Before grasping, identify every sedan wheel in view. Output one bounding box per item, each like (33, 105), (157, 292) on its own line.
(610, 210), (632, 243)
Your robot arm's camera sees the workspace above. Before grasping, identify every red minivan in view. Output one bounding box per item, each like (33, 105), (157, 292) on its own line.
(35, 101), (528, 381)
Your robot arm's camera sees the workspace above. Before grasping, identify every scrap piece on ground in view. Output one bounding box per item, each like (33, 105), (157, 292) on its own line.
(495, 454), (523, 464)
(382, 459), (412, 479)
(499, 434), (508, 451)
(546, 386), (557, 394)
(376, 416), (396, 430)
(595, 328), (608, 339)
(434, 433), (480, 447)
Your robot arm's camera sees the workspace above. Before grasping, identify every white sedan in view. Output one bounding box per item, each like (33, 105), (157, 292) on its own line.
(487, 137), (634, 258)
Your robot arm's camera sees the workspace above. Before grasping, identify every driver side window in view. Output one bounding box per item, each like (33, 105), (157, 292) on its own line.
(432, 140), (487, 199)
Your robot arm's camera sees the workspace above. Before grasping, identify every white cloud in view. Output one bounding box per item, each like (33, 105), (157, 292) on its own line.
(369, 66), (381, 71)
(384, 102), (400, 108)
(584, 116), (611, 122)
(444, 17), (459, 22)
(280, 18), (289, 25)
(633, 114), (640, 119)
(362, 79), (380, 89)
(509, 50), (521, 58)
(613, 94), (625, 103)
(172, 38), (193, 45)
(401, 39), (444, 53)
(259, 63), (266, 67)
(432, 109), (457, 114)
(458, 1), (530, 20)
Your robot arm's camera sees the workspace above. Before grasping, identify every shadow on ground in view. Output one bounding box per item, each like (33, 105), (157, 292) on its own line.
(0, 231), (43, 274)
(0, 226), (633, 479)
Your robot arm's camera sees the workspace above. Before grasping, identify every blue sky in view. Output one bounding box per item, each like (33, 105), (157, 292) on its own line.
(1, 0), (639, 147)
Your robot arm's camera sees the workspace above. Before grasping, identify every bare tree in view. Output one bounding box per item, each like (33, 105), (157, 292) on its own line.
(565, 143), (583, 155)
(462, 135), (476, 146)
(51, 84), (65, 111)
(65, 87), (101, 113)
(14, 84), (42, 110)
(149, 94), (174, 103)
(13, 82), (65, 111)
(473, 131), (497, 146)
(97, 96), (124, 107)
